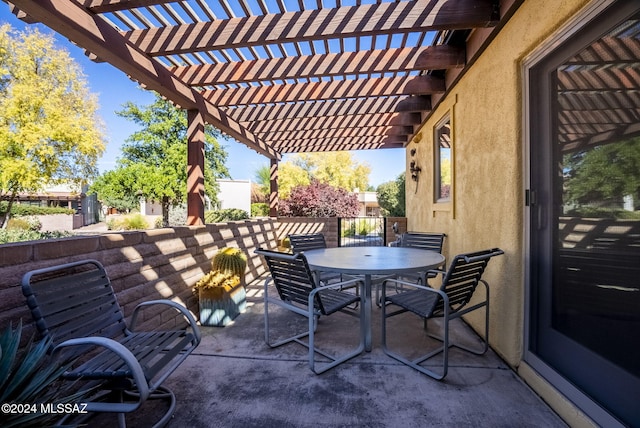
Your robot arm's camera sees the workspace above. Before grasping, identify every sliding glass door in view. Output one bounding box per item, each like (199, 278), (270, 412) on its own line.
(528, 2), (640, 426)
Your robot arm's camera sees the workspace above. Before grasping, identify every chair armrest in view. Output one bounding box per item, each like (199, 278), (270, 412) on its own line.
(381, 278), (450, 307)
(425, 268), (446, 278)
(130, 300), (202, 345)
(308, 278), (364, 308)
(315, 277), (363, 292)
(52, 337), (149, 413)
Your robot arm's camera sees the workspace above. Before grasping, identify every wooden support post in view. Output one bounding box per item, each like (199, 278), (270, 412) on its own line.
(187, 109), (205, 225)
(269, 158), (279, 218)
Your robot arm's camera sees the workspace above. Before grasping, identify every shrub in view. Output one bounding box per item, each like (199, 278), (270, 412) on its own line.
(0, 229), (72, 244)
(124, 213), (149, 230)
(205, 209), (249, 223)
(279, 180), (360, 217)
(0, 202), (74, 217)
(251, 203), (269, 217)
(6, 218), (33, 231)
(107, 213), (149, 230)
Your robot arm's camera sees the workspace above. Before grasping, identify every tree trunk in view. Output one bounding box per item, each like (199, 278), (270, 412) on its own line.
(162, 196), (170, 227)
(0, 191), (18, 229)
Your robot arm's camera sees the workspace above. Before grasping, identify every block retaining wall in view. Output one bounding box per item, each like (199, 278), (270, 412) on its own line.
(1, 217), (394, 338)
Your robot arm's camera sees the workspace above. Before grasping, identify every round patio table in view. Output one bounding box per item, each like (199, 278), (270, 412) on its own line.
(305, 246), (445, 352)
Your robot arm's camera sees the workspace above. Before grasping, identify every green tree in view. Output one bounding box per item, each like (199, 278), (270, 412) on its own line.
(564, 138), (640, 211)
(0, 25), (105, 226)
(278, 161), (311, 198)
(261, 152), (371, 199)
(253, 164), (271, 203)
(90, 93), (230, 225)
(291, 152), (371, 191)
(377, 173), (406, 217)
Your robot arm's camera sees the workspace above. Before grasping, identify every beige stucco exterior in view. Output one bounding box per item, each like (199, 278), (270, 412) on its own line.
(406, 0), (597, 424)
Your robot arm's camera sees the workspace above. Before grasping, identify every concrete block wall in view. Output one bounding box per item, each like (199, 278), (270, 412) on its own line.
(35, 214), (81, 231)
(0, 216), (407, 340)
(276, 217), (339, 247)
(0, 219), (279, 338)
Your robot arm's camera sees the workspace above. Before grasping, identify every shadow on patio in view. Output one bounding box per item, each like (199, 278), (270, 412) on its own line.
(91, 276), (566, 428)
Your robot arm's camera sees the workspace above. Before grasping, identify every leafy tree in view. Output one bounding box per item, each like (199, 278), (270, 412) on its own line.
(0, 25), (105, 226)
(89, 166), (141, 213)
(564, 138), (640, 210)
(254, 165), (271, 200)
(256, 152), (371, 200)
(377, 173), (406, 217)
(290, 152), (371, 191)
(279, 179), (360, 217)
(90, 94), (230, 225)
(278, 161), (311, 198)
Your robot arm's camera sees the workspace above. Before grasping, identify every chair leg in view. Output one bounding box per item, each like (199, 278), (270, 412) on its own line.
(425, 304), (489, 356)
(382, 305), (448, 379)
(308, 300), (365, 374)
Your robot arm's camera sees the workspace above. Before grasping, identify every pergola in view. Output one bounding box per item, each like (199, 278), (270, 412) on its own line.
(7, 0), (521, 222)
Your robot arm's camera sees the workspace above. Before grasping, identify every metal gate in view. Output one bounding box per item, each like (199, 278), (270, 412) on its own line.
(338, 217), (386, 247)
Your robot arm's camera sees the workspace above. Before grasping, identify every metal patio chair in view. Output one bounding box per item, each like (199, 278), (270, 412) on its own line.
(288, 232), (343, 285)
(255, 248), (365, 374)
(390, 232), (447, 283)
(381, 248), (504, 379)
(378, 232), (447, 304)
(21, 259), (201, 427)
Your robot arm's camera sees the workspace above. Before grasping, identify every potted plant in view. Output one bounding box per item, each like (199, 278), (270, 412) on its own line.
(195, 247), (247, 327)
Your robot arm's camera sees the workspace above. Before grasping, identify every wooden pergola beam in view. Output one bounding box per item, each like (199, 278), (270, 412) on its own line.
(282, 139), (406, 153)
(203, 75), (444, 106)
(258, 125), (413, 143)
(86, 0), (174, 14)
(9, 0), (280, 161)
(225, 96), (428, 123)
(124, 0), (498, 55)
(171, 46), (464, 86)
(246, 112), (421, 134)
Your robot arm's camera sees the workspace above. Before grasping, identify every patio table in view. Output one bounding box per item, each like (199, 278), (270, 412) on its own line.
(305, 246), (445, 352)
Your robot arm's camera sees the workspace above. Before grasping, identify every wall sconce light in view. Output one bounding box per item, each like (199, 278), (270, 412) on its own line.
(410, 160), (422, 182)
(409, 147), (421, 182)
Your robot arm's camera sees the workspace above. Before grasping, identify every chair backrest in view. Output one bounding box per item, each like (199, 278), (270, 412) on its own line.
(400, 232), (446, 253)
(256, 248), (330, 315)
(21, 260), (127, 347)
(288, 233), (328, 252)
(435, 248), (504, 315)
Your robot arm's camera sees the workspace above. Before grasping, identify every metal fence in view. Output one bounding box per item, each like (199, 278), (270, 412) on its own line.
(338, 217), (387, 247)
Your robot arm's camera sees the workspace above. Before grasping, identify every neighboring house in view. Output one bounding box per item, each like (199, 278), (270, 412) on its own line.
(139, 198), (163, 216)
(3, 183), (98, 228)
(355, 190), (381, 217)
(405, 1), (638, 426)
(217, 179), (251, 214)
(138, 180), (252, 222)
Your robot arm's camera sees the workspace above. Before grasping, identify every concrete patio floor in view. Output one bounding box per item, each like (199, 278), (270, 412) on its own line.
(97, 278), (567, 428)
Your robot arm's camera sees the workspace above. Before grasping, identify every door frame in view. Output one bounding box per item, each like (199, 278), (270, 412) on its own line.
(522, 1), (634, 427)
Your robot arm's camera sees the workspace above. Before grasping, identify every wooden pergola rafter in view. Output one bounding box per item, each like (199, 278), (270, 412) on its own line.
(6, 0), (522, 222)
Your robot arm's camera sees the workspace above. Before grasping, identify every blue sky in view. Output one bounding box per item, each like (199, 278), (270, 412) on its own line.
(0, 6), (406, 188)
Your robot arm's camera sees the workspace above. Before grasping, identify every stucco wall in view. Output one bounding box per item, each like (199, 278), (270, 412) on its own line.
(405, 0), (590, 367)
